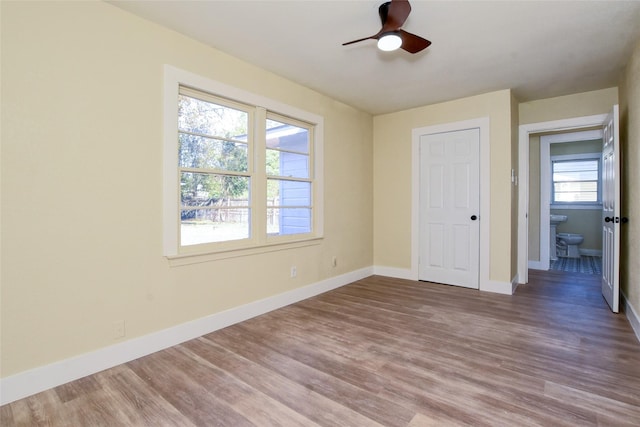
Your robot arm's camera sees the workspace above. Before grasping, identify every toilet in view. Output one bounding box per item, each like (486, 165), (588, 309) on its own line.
(556, 233), (584, 258)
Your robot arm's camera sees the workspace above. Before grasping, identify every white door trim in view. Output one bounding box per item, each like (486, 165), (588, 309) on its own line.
(411, 117), (490, 290)
(517, 114), (608, 283)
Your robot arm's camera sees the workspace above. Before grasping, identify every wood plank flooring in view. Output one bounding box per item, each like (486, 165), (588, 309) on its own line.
(2, 272), (640, 426)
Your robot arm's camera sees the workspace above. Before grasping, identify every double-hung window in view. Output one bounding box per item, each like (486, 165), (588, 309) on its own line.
(163, 66), (323, 257)
(551, 153), (601, 208)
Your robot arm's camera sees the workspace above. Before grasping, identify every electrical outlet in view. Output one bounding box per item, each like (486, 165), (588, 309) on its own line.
(113, 320), (125, 339)
(290, 266), (297, 278)
(332, 256), (337, 267)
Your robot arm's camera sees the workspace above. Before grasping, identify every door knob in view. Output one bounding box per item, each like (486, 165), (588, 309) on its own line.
(604, 216), (614, 223)
(470, 215), (478, 221)
(621, 217), (629, 224)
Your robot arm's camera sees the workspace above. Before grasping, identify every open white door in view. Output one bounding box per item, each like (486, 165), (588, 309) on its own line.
(419, 129), (480, 289)
(601, 105), (620, 313)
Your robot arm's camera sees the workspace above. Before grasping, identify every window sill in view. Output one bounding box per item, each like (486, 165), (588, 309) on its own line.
(166, 237), (323, 267)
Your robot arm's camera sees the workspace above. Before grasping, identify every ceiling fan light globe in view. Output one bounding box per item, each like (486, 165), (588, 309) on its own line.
(377, 33), (402, 51)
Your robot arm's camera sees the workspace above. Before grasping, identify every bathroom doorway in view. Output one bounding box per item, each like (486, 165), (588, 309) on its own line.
(517, 113), (608, 284)
(518, 108), (621, 313)
(540, 130), (603, 276)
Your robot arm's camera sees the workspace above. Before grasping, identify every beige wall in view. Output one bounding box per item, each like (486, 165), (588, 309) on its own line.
(1, 2), (373, 377)
(373, 89), (516, 284)
(550, 139), (602, 156)
(520, 88), (618, 125)
(619, 38), (640, 321)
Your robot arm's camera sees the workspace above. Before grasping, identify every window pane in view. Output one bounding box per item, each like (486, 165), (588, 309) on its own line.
(179, 134), (248, 171)
(553, 160), (597, 173)
(178, 95), (248, 140)
(554, 181), (597, 193)
(267, 208), (311, 236)
(554, 181), (598, 202)
(267, 179), (311, 207)
(181, 172), (249, 207)
(181, 208), (250, 245)
(553, 170), (598, 181)
(266, 119), (309, 154)
(266, 149), (309, 178)
(554, 192), (598, 202)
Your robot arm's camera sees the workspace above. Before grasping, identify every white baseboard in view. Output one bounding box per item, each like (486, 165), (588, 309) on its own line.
(621, 291), (640, 344)
(480, 279), (514, 295)
(0, 267), (373, 405)
(528, 260), (547, 270)
(372, 266), (413, 280)
(580, 249), (603, 256)
(511, 275), (520, 294)
(374, 266), (515, 295)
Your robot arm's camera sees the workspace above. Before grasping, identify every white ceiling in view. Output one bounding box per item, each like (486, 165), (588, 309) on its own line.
(109, 0), (640, 115)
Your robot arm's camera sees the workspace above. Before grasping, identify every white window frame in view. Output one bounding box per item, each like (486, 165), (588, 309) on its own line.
(163, 65), (323, 259)
(265, 112), (314, 237)
(550, 152), (602, 210)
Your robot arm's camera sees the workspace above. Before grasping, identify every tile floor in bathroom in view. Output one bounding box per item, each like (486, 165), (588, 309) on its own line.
(549, 255), (602, 275)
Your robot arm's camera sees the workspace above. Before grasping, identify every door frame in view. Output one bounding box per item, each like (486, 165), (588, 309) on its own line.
(411, 117), (490, 289)
(518, 114), (607, 284)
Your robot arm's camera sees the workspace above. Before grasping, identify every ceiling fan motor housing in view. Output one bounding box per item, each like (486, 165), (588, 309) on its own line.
(379, 2), (391, 25)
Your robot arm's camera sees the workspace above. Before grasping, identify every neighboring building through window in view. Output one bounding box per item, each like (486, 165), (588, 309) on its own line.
(163, 66), (323, 256)
(266, 118), (312, 237)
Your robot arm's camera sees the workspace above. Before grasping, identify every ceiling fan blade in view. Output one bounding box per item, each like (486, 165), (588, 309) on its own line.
(342, 34), (378, 46)
(382, 0), (411, 31)
(399, 29), (431, 53)
(343, 0), (430, 53)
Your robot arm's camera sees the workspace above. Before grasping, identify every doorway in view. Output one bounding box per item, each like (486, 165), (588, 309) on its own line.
(518, 113), (608, 284)
(538, 130), (603, 276)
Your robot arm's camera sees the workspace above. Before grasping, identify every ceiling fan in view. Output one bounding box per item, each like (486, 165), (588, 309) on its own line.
(342, 0), (431, 53)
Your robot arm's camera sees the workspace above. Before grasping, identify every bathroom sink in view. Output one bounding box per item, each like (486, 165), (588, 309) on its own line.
(550, 214), (568, 225)
(549, 215), (567, 260)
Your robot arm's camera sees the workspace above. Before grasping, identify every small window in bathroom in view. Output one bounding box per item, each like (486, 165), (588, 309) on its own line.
(551, 153), (601, 208)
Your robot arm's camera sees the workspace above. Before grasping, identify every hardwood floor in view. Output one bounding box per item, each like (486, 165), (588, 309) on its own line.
(2, 272), (640, 426)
